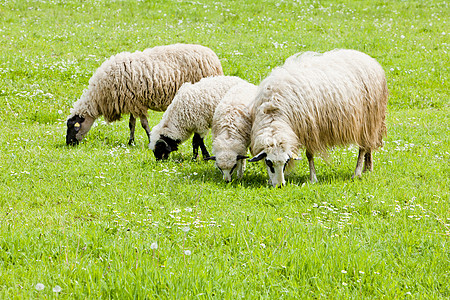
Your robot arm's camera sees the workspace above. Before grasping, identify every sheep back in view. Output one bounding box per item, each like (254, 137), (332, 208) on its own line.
(69, 44), (223, 122)
(149, 76), (247, 149)
(251, 49), (388, 157)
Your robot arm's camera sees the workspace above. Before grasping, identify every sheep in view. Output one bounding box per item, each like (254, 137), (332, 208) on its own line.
(66, 43), (223, 146)
(249, 49), (388, 187)
(205, 81), (258, 182)
(149, 75), (248, 161)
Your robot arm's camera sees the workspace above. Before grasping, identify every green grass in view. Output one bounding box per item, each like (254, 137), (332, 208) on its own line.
(0, 0), (449, 298)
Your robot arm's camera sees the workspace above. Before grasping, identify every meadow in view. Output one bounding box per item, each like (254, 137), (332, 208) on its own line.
(0, 0), (449, 298)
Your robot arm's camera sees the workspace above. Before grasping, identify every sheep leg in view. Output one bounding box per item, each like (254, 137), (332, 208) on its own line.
(192, 133), (210, 160)
(306, 150), (318, 183)
(192, 133), (201, 160)
(353, 148), (366, 179)
(237, 160), (246, 179)
(139, 116), (151, 145)
(128, 115), (136, 145)
(363, 151), (373, 173)
(199, 140), (210, 160)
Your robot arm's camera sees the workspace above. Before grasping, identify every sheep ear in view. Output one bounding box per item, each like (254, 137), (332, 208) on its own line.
(204, 156), (216, 161)
(248, 152), (267, 162)
(236, 155), (249, 160)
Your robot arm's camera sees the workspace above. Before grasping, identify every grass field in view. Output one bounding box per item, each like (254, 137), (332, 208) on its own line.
(0, 0), (449, 298)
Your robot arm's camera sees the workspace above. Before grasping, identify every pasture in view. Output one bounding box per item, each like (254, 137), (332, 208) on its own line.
(0, 0), (449, 298)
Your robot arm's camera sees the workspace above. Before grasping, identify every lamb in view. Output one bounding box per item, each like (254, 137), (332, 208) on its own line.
(205, 81), (258, 182)
(66, 43), (223, 146)
(149, 75), (248, 161)
(249, 49), (388, 187)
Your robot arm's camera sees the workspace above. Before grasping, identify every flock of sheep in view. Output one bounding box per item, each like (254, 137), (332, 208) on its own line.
(66, 43), (388, 187)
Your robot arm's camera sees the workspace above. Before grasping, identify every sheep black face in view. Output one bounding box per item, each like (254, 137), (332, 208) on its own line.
(249, 152), (291, 187)
(66, 115), (85, 146)
(153, 136), (180, 161)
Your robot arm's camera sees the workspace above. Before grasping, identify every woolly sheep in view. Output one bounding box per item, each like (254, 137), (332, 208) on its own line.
(66, 44), (223, 146)
(149, 76), (248, 160)
(249, 49), (388, 187)
(205, 81), (258, 182)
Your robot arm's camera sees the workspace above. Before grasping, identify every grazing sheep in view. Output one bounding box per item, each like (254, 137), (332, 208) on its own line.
(149, 76), (248, 160)
(66, 44), (223, 146)
(205, 81), (258, 182)
(249, 49), (388, 187)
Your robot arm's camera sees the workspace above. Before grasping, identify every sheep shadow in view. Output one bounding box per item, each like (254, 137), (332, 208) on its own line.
(174, 158), (361, 188)
(56, 135), (150, 150)
(59, 141), (362, 188)
(145, 153), (268, 188)
(170, 159), (349, 188)
(286, 169), (357, 186)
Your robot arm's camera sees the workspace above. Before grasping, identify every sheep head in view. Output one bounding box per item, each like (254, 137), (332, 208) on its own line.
(66, 115), (95, 146)
(206, 153), (248, 182)
(152, 135), (180, 161)
(249, 150), (292, 187)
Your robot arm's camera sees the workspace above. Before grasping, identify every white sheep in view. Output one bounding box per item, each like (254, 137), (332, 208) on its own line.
(149, 76), (248, 160)
(249, 49), (388, 187)
(205, 81), (258, 182)
(66, 44), (223, 146)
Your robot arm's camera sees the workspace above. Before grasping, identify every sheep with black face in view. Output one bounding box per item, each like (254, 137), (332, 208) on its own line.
(66, 44), (223, 146)
(149, 76), (248, 161)
(205, 81), (257, 182)
(249, 49), (388, 187)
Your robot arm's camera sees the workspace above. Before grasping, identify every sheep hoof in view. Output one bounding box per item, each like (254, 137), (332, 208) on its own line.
(351, 174), (362, 180)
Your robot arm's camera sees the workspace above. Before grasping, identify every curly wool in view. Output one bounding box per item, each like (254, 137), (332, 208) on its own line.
(211, 81), (257, 171)
(69, 44), (223, 121)
(250, 49), (388, 161)
(149, 76), (248, 149)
